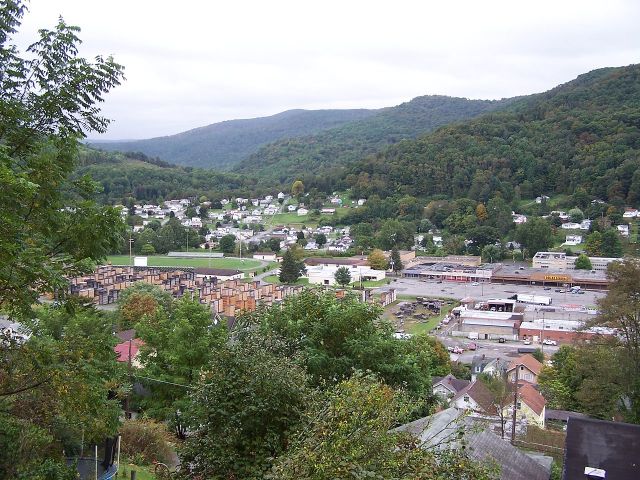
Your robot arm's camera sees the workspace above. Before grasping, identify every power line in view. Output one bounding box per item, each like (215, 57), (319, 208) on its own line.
(133, 374), (194, 389)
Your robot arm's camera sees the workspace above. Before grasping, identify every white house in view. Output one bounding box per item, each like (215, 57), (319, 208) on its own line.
(535, 195), (550, 204)
(618, 224), (630, 237)
(579, 219), (591, 230)
(297, 208), (309, 216)
(287, 205), (297, 212)
(513, 214), (527, 224)
(277, 192), (285, 200)
(623, 208), (639, 219)
(564, 235), (582, 246)
(305, 264), (385, 286)
(357, 199), (366, 206)
(432, 235), (443, 247)
(561, 222), (582, 230)
(321, 208), (335, 215)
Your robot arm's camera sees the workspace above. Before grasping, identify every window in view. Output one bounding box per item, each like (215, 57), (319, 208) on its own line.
(463, 396), (470, 402)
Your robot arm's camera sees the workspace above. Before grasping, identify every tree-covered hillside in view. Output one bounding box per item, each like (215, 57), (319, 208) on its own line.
(74, 148), (259, 203)
(234, 95), (514, 184)
(88, 108), (377, 169)
(339, 65), (640, 205)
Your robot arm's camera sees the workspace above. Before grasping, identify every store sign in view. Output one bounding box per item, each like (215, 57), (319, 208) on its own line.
(544, 274), (570, 282)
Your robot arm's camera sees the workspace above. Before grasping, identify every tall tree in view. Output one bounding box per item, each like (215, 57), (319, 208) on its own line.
(515, 217), (553, 258)
(180, 335), (310, 479)
(601, 228), (623, 257)
(367, 248), (388, 270)
(390, 247), (404, 272)
(279, 248), (306, 284)
(334, 266), (352, 287)
(219, 234), (236, 254)
(0, 1), (125, 316)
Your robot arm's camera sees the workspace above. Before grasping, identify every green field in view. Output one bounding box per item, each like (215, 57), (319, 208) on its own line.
(263, 274), (309, 286)
(106, 255), (263, 271)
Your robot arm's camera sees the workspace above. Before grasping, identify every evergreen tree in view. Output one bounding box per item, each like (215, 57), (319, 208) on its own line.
(390, 247), (403, 272)
(279, 249), (305, 283)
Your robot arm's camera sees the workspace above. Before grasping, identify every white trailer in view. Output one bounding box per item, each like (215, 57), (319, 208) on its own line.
(515, 294), (552, 306)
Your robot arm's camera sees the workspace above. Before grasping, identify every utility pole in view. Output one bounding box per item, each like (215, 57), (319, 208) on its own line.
(125, 339), (132, 420)
(511, 364), (519, 444)
(128, 234), (134, 266)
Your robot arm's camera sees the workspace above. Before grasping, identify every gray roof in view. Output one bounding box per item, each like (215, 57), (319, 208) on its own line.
(563, 416), (640, 480)
(395, 408), (550, 480)
(433, 374), (470, 394)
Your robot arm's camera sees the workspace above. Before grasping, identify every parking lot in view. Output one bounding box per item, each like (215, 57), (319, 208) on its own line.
(378, 277), (605, 308)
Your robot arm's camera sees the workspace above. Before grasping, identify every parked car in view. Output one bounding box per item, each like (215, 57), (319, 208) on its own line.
(543, 287), (551, 291)
(555, 288), (563, 292)
(523, 339), (532, 345)
(452, 346), (464, 354)
(468, 342), (477, 351)
(471, 282), (479, 286)
(578, 290), (585, 294)
(498, 337), (506, 343)
(543, 339), (558, 346)
(447, 346), (454, 352)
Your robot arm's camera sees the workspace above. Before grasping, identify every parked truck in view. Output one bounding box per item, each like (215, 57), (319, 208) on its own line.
(512, 294), (552, 306)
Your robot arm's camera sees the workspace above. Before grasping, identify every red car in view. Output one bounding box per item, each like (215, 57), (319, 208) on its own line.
(468, 342), (477, 351)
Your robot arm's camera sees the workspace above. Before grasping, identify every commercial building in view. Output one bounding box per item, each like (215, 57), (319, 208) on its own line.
(519, 318), (615, 344)
(305, 263), (386, 286)
(532, 251), (620, 272)
(457, 310), (523, 340)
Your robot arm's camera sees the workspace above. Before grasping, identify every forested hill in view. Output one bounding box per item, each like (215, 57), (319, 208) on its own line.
(233, 95), (514, 183)
(333, 64), (640, 205)
(74, 148), (261, 203)
(88, 108), (377, 169)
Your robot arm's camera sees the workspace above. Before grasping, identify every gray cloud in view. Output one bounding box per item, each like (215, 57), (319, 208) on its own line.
(13, 0), (640, 139)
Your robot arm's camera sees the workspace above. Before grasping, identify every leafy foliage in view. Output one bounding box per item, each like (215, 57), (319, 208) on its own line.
(180, 335), (311, 479)
(279, 248), (306, 283)
(334, 265), (352, 286)
(269, 373), (499, 480)
(0, 2), (125, 316)
(119, 418), (174, 465)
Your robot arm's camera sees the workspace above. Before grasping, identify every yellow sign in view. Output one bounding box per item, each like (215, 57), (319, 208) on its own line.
(544, 274), (570, 282)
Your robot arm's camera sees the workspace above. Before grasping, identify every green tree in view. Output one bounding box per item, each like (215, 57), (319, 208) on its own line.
(180, 335), (310, 479)
(481, 244), (502, 263)
(291, 179), (304, 199)
(466, 226), (500, 255)
(279, 248), (306, 283)
(367, 248), (388, 270)
(585, 231), (603, 256)
(0, 305), (122, 477)
(568, 208), (584, 223)
(135, 298), (227, 436)
(239, 289), (447, 399)
(390, 247), (403, 272)
(140, 243), (155, 255)
(268, 237), (282, 253)
(219, 234), (236, 254)
(0, 2), (125, 317)
(314, 232), (327, 247)
(334, 266), (352, 287)
(515, 217), (553, 258)
(574, 254), (592, 270)
(270, 374), (498, 480)
(601, 228), (623, 257)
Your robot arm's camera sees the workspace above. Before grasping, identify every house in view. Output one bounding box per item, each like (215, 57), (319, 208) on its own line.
(277, 192), (285, 200)
(253, 252), (277, 262)
(561, 222), (582, 230)
(321, 208), (335, 215)
(357, 198), (366, 206)
(305, 264), (385, 286)
(618, 224), (630, 237)
(395, 408), (551, 480)
(564, 235), (582, 246)
(287, 204), (297, 212)
(432, 374), (470, 399)
(503, 381), (546, 428)
(623, 208), (639, 219)
(297, 208), (309, 216)
(580, 219), (592, 230)
(190, 217), (202, 229)
(451, 380), (497, 415)
(114, 338), (144, 368)
(432, 235), (443, 247)
(513, 214), (528, 224)
(562, 416), (640, 480)
(506, 354), (542, 384)
(535, 195), (550, 204)
(482, 357), (509, 378)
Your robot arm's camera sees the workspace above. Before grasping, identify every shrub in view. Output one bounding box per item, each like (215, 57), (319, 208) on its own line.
(119, 419), (174, 465)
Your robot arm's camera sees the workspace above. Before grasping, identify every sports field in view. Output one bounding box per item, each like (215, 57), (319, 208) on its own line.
(106, 255), (263, 271)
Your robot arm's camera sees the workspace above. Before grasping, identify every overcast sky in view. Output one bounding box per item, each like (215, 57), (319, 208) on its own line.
(13, 0), (640, 140)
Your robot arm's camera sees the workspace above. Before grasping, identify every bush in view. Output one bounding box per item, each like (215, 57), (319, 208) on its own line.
(119, 419), (174, 465)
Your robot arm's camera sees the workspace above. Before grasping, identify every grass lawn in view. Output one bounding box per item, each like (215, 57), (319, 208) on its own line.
(106, 255), (263, 271)
(406, 302), (456, 335)
(383, 297), (458, 336)
(118, 462), (157, 479)
(271, 212), (311, 225)
(263, 274), (309, 286)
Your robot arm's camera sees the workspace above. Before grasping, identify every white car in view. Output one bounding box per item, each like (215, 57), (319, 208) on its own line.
(523, 339), (532, 345)
(543, 339), (557, 346)
(471, 282), (479, 286)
